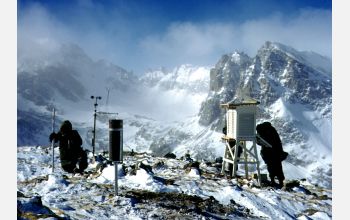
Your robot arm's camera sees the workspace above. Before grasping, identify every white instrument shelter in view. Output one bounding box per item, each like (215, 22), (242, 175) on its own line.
(220, 99), (262, 186)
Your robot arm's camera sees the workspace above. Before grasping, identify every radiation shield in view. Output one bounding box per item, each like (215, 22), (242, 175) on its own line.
(109, 119), (123, 162)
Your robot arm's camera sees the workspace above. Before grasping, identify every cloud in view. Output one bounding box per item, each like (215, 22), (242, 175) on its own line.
(17, 1), (147, 73)
(139, 9), (331, 71)
(18, 3), (331, 75)
(139, 22), (238, 69)
(239, 9), (332, 57)
(17, 3), (72, 61)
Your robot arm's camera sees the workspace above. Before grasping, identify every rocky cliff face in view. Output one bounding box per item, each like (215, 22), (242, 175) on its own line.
(199, 41), (331, 129)
(255, 42), (331, 112)
(199, 51), (253, 128)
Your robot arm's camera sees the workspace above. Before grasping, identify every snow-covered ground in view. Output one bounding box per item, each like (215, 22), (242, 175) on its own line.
(17, 146), (331, 219)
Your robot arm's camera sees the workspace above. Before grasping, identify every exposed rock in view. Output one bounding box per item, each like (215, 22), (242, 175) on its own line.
(138, 161), (154, 175)
(164, 152), (177, 159)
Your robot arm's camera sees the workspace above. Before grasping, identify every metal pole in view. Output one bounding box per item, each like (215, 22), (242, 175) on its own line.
(109, 119), (123, 196)
(92, 108), (97, 157)
(51, 108), (55, 173)
(91, 96), (101, 160)
(114, 162), (118, 196)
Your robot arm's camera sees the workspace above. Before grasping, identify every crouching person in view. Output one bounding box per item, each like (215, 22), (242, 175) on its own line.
(49, 120), (88, 174)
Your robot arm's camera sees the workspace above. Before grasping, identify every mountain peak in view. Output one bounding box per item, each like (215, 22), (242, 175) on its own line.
(213, 51), (251, 72)
(258, 41), (331, 75)
(258, 41), (299, 59)
(229, 51), (250, 64)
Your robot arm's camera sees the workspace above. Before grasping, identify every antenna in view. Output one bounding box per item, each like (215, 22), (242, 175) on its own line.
(106, 87), (110, 108)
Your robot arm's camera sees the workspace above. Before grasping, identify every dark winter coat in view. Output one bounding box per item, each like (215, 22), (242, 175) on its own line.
(53, 130), (84, 162)
(256, 122), (286, 184)
(50, 120), (87, 173)
(256, 122), (284, 161)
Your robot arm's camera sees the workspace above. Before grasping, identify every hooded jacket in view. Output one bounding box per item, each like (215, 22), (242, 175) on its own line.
(52, 120), (84, 162)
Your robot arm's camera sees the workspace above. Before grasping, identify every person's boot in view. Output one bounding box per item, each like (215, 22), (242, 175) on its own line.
(270, 176), (277, 187)
(277, 178), (284, 189)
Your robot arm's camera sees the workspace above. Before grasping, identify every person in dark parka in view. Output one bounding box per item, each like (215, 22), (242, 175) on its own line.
(256, 122), (286, 188)
(49, 120), (88, 173)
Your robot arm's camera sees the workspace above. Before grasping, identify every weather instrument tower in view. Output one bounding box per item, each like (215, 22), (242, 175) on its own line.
(91, 95), (102, 159)
(220, 99), (262, 185)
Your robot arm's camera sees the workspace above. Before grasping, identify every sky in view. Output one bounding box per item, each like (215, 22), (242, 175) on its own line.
(17, 0), (332, 75)
(14, 1), (333, 154)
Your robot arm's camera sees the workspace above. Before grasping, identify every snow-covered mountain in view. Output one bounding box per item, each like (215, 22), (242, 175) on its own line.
(17, 41), (332, 189)
(18, 43), (142, 146)
(141, 64), (209, 94)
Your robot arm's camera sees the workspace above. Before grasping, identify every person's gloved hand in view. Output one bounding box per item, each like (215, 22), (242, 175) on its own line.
(49, 132), (57, 142)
